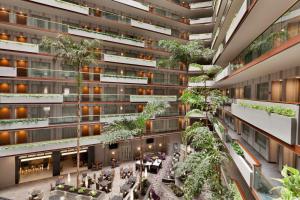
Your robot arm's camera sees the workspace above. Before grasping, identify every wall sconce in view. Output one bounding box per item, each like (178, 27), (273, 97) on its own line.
(120, 70), (123, 75)
(120, 106), (123, 111)
(148, 145), (152, 149)
(159, 143), (162, 147)
(137, 147), (141, 151)
(111, 151), (115, 155)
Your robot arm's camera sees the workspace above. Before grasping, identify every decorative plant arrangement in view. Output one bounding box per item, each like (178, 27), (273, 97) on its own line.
(0, 93), (62, 98)
(101, 73), (147, 80)
(230, 141), (244, 157)
(69, 26), (143, 43)
(239, 102), (296, 117)
(273, 165), (300, 200)
(0, 118), (47, 125)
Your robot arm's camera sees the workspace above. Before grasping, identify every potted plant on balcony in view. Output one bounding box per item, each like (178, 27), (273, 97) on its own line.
(41, 34), (100, 188)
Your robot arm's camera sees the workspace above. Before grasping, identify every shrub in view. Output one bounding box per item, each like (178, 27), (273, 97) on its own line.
(231, 142), (244, 157)
(170, 183), (184, 197)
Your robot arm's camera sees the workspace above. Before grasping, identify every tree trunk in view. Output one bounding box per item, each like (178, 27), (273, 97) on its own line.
(139, 134), (143, 193)
(76, 65), (82, 188)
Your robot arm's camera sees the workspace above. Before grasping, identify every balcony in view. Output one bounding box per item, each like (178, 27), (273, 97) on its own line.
(190, 1), (213, 9)
(188, 65), (215, 72)
(100, 113), (139, 124)
(214, 64), (231, 82)
(130, 95), (177, 102)
(0, 67), (17, 77)
(100, 74), (148, 84)
(189, 33), (212, 40)
(190, 17), (213, 25)
(68, 27), (145, 47)
(231, 99), (298, 145)
(226, 141), (255, 187)
(28, 0), (89, 15)
(225, 0), (248, 43)
(0, 94), (64, 104)
(103, 54), (156, 67)
(188, 80), (215, 87)
(112, 0), (150, 11)
(0, 118), (49, 131)
(0, 40), (39, 53)
(130, 19), (172, 35)
(212, 43), (223, 63)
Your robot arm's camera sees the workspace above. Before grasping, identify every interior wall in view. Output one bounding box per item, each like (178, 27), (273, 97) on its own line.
(0, 156), (15, 189)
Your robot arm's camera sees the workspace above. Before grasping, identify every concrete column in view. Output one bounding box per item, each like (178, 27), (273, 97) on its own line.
(52, 151), (61, 176)
(88, 146), (95, 169)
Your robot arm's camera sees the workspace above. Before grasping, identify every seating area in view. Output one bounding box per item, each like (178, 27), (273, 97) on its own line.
(135, 152), (165, 174)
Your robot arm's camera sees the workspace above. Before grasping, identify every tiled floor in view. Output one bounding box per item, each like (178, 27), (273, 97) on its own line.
(0, 158), (178, 200)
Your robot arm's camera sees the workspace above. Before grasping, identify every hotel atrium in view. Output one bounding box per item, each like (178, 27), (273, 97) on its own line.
(0, 0), (299, 200)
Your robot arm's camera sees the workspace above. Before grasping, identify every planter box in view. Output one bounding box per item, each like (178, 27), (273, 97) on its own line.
(68, 27), (145, 47)
(189, 33), (212, 40)
(130, 95), (177, 102)
(130, 19), (172, 35)
(113, 0), (149, 11)
(214, 65), (231, 81)
(190, 1), (212, 9)
(0, 40), (39, 53)
(227, 143), (253, 186)
(231, 101), (297, 144)
(100, 113), (139, 124)
(0, 67), (17, 77)
(225, 0), (247, 43)
(0, 118), (49, 131)
(103, 54), (156, 67)
(0, 94), (64, 104)
(28, 0), (89, 15)
(190, 17), (212, 24)
(100, 74), (148, 84)
(188, 80), (215, 87)
(188, 65), (214, 72)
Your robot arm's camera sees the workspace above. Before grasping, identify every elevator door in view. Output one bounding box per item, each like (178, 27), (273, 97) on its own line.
(120, 144), (132, 161)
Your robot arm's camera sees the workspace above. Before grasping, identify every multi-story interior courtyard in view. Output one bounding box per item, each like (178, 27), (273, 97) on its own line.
(0, 0), (299, 199)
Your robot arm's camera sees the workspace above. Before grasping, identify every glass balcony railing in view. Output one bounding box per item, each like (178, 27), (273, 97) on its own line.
(230, 1), (300, 72)
(253, 168), (280, 200)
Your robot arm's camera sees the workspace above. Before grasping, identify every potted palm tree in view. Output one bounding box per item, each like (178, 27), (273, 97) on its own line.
(41, 34), (100, 188)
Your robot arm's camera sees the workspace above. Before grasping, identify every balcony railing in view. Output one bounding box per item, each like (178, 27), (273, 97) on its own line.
(130, 19), (172, 35)
(0, 94), (64, 104)
(230, 2), (300, 73)
(0, 40), (39, 53)
(130, 95), (177, 102)
(225, 0), (248, 43)
(100, 113), (139, 123)
(100, 74), (148, 84)
(0, 118), (49, 131)
(190, 17), (213, 24)
(68, 27), (145, 47)
(0, 67), (17, 77)
(190, 1), (213, 9)
(28, 0), (90, 15)
(112, 0), (150, 11)
(188, 80), (215, 87)
(189, 33), (212, 40)
(214, 64), (232, 81)
(103, 54), (157, 67)
(231, 99), (299, 145)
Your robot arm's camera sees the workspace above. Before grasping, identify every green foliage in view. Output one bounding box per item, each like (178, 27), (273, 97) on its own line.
(228, 183), (243, 200)
(170, 183), (184, 197)
(41, 34), (100, 69)
(77, 187), (86, 194)
(102, 101), (169, 144)
(230, 141), (244, 157)
(176, 124), (231, 200)
(158, 40), (214, 66)
(0, 118), (47, 125)
(273, 165), (300, 200)
(239, 102), (296, 117)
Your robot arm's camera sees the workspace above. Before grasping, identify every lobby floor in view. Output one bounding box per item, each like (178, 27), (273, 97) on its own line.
(0, 157), (178, 200)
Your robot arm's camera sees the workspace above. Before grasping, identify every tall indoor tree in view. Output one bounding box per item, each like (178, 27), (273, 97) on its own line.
(102, 101), (169, 191)
(41, 34), (101, 188)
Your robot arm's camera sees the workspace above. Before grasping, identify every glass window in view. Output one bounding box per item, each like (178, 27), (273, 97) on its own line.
(244, 85), (252, 99)
(255, 132), (267, 149)
(257, 82), (269, 100)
